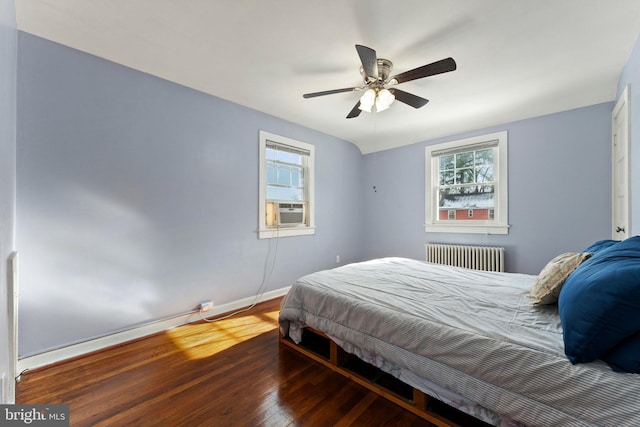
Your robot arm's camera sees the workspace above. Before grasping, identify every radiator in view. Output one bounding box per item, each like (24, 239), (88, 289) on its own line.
(426, 243), (505, 272)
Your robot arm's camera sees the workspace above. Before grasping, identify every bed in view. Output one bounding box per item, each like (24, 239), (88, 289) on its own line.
(278, 241), (640, 427)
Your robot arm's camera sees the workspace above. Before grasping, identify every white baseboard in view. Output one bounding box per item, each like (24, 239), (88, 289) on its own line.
(17, 287), (290, 374)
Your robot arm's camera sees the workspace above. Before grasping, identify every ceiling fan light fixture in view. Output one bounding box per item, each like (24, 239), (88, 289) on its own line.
(375, 88), (395, 112)
(358, 88), (376, 112)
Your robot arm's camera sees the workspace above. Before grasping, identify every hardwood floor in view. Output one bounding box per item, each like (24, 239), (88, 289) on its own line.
(17, 298), (436, 426)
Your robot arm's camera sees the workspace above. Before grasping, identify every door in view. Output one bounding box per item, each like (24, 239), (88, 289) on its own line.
(611, 85), (630, 240)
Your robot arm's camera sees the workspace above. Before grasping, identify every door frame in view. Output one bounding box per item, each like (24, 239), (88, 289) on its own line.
(611, 85), (631, 239)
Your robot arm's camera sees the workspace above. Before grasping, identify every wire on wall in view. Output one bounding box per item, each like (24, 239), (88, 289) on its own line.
(198, 226), (280, 323)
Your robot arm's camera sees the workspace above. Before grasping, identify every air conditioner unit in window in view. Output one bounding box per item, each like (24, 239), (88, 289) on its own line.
(277, 202), (306, 226)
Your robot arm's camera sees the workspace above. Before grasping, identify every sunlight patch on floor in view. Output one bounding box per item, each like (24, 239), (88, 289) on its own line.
(166, 309), (280, 360)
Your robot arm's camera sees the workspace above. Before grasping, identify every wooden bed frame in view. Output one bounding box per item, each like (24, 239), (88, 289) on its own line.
(279, 327), (490, 427)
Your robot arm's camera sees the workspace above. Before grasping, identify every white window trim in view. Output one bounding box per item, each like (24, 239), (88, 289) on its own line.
(425, 131), (509, 234)
(259, 131), (315, 239)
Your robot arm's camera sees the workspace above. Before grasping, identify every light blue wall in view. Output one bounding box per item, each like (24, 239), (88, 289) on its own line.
(617, 33), (640, 236)
(363, 102), (613, 274)
(0, 0), (17, 402)
(17, 33), (364, 356)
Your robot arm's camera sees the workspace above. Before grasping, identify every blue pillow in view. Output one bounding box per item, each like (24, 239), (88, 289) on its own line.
(603, 331), (640, 373)
(583, 239), (619, 254)
(559, 236), (640, 364)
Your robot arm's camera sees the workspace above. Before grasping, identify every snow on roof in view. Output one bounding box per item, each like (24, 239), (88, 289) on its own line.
(440, 193), (494, 209)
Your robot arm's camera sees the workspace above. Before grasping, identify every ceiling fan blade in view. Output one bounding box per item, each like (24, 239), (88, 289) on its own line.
(346, 101), (362, 119)
(389, 89), (429, 109)
(303, 87), (359, 98)
(355, 44), (378, 82)
(389, 57), (457, 84)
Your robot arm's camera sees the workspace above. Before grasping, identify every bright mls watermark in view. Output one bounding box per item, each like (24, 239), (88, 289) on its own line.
(0, 405), (69, 426)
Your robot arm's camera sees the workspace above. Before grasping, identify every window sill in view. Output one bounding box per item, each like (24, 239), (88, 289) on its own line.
(258, 227), (316, 239)
(424, 223), (510, 235)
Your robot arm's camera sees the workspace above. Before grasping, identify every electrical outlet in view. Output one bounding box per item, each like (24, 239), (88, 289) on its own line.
(336, 255), (340, 263)
(200, 300), (214, 312)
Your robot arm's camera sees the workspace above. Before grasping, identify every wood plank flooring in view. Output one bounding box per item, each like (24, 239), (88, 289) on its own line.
(16, 297), (436, 426)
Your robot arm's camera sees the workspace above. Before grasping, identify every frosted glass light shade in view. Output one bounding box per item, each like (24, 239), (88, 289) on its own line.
(358, 88), (376, 112)
(375, 88), (395, 112)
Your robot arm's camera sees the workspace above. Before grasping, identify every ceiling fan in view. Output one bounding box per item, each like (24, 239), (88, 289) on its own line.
(303, 45), (457, 118)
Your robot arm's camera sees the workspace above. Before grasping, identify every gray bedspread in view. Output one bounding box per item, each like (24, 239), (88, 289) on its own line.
(278, 257), (640, 427)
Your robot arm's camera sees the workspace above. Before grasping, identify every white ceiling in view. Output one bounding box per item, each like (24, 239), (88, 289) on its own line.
(15, 0), (640, 153)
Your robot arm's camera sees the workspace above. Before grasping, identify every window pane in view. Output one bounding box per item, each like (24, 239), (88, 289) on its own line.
(267, 163), (277, 184)
(456, 168), (474, 184)
(475, 149), (493, 165)
(438, 186), (495, 221)
(439, 187), (458, 201)
(266, 145), (305, 165)
(276, 167), (288, 186)
(440, 170), (454, 185)
(476, 165), (494, 182)
(266, 159), (304, 201)
(291, 168), (303, 187)
(267, 185), (304, 201)
(440, 154), (454, 170)
(277, 151), (302, 165)
(456, 152), (474, 168)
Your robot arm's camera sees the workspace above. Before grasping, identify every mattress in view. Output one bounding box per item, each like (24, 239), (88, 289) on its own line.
(278, 257), (640, 427)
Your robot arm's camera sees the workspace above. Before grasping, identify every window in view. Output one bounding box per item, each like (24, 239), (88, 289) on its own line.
(425, 131), (509, 234)
(259, 131), (315, 238)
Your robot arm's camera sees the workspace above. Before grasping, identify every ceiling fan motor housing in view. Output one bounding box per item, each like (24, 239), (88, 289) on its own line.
(360, 58), (393, 84)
